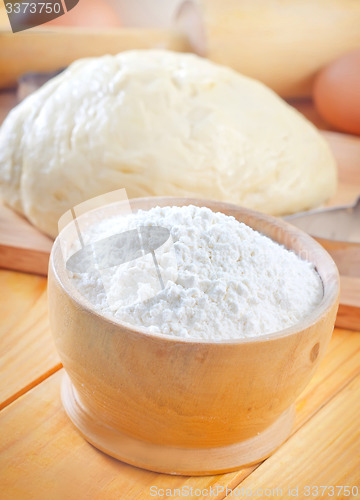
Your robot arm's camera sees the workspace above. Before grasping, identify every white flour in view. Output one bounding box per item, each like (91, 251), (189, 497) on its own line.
(68, 205), (323, 340)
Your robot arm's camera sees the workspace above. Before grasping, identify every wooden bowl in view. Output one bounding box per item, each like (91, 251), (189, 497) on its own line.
(48, 197), (339, 475)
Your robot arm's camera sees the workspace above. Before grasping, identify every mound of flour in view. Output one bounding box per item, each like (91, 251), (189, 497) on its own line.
(69, 205), (323, 340)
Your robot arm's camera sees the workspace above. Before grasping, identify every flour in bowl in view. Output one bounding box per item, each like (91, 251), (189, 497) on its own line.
(68, 205), (323, 340)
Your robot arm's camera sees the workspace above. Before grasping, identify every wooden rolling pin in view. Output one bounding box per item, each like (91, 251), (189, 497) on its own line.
(1, 0), (360, 95)
(0, 27), (191, 89)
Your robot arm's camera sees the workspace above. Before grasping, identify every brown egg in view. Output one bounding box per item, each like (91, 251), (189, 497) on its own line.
(313, 49), (360, 136)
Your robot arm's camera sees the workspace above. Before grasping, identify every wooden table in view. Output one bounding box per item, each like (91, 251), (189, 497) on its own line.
(1, 270), (360, 499)
(0, 90), (360, 499)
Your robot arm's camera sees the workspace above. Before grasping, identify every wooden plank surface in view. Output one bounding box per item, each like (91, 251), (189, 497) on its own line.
(1, 325), (359, 500)
(0, 204), (53, 276)
(237, 373), (360, 497)
(0, 260), (359, 497)
(0, 271), (61, 410)
(0, 370), (250, 500)
(337, 276), (360, 332)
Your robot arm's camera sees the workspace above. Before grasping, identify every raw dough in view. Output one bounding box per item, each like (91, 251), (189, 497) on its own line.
(0, 50), (336, 237)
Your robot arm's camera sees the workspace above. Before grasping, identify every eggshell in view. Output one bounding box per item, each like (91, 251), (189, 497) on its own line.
(313, 49), (360, 135)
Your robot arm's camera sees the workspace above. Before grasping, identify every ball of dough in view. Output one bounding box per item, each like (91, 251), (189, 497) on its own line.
(0, 50), (336, 238)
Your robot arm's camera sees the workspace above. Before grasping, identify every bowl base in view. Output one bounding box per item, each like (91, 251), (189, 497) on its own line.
(61, 373), (295, 475)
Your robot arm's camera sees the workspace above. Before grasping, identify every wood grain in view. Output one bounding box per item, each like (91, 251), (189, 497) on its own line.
(294, 328), (360, 427)
(0, 370), (252, 500)
(0, 271), (61, 410)
(0, 326), (359, 499)
(236, 372), (360, 496)
(0, 203), (53, 276)
(337, 276), (360, 331)
(203, 326), (360, 497)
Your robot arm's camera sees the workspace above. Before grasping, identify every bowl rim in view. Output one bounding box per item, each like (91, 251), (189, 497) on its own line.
(49, 196), (340, 345)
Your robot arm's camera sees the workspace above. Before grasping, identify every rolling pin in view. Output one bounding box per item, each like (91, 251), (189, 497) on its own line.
(1, 0), (360, 96)
(0, 27), (191, 89)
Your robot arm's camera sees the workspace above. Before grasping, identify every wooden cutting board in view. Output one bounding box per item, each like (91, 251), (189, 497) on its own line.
(0, 204), (52, 276)
(0, 130), (359, 329)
